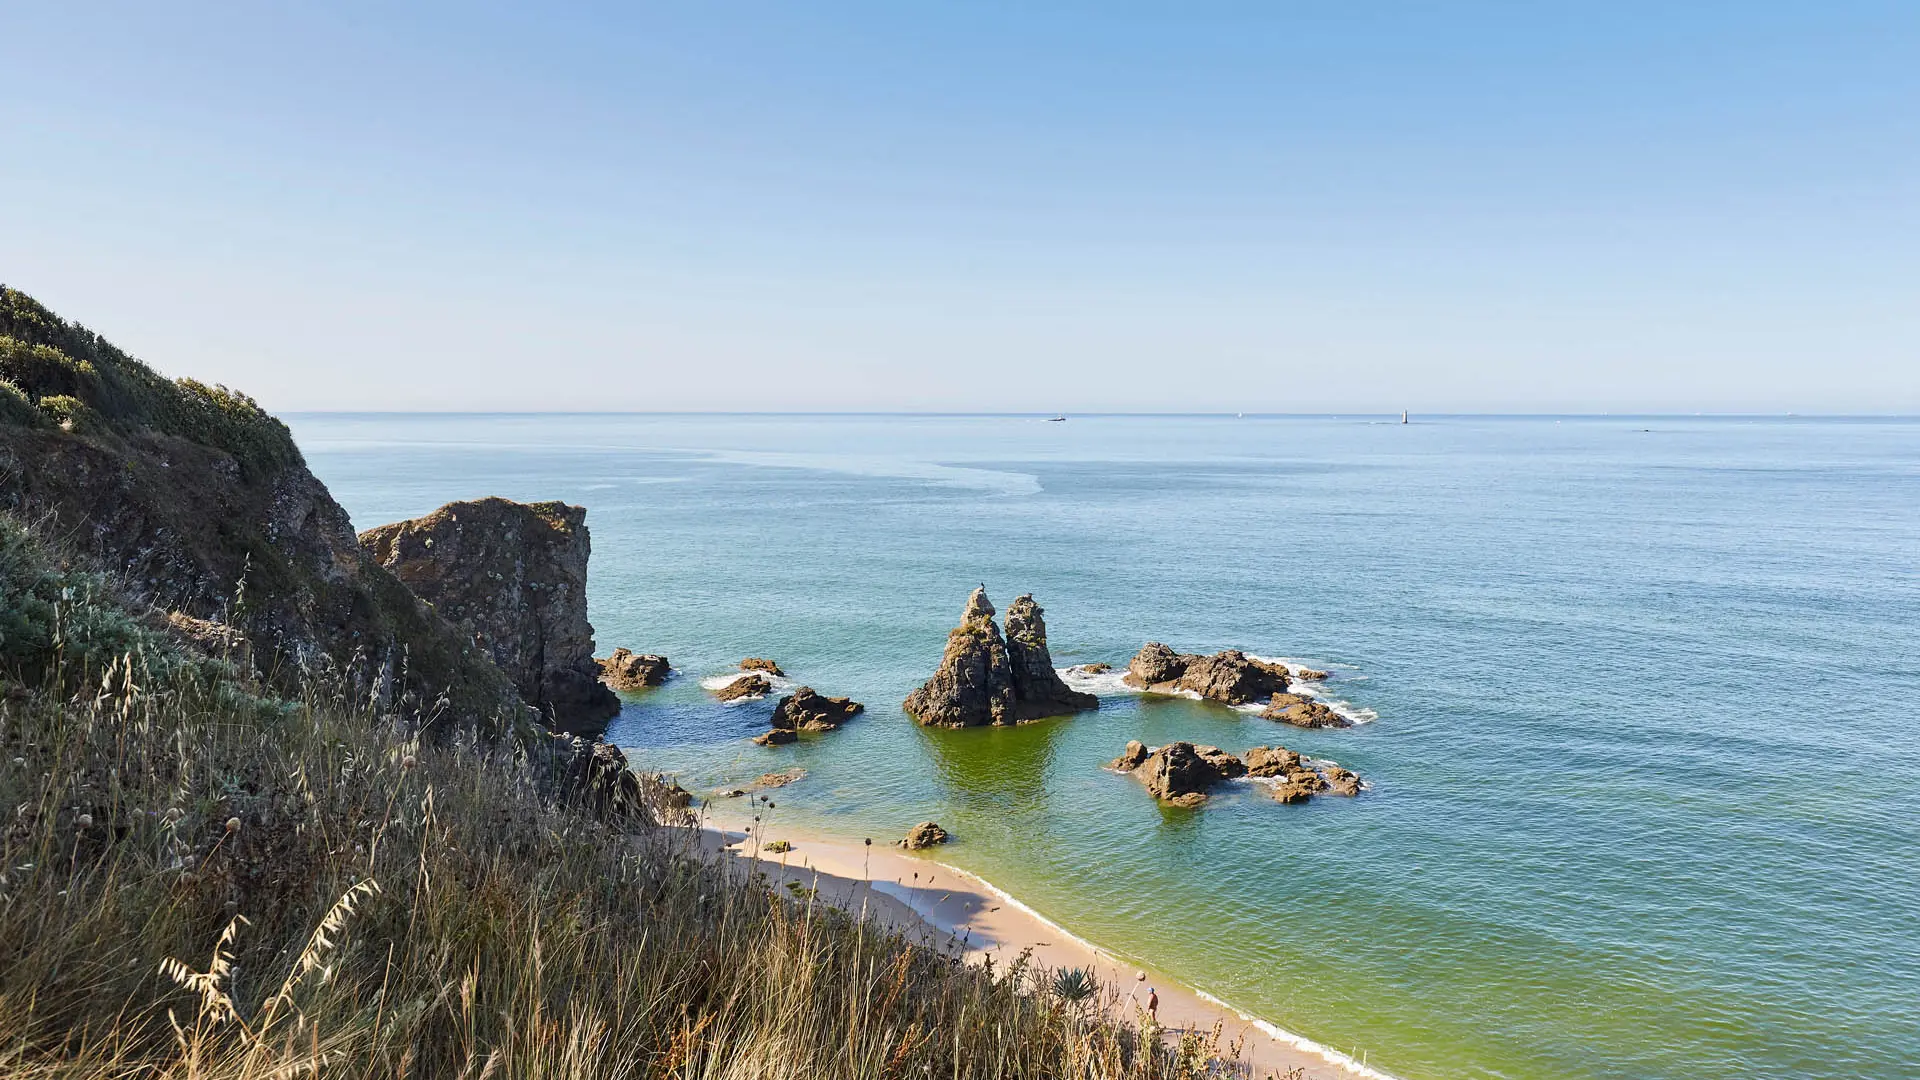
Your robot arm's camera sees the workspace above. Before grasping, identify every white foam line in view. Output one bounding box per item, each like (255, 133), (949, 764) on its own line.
(903, 856), (1403, 1080)
(1190, 987), (1405, 1080)
(698, 670), (796, 701)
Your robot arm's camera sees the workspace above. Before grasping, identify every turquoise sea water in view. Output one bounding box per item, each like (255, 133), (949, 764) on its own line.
(292, 413), (1920, 1080)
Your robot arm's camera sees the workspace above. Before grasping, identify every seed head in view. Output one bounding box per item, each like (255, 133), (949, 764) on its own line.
(225, 817), (241, 834)
(401, 754), (417, 770)
(76, 813), (93, 829)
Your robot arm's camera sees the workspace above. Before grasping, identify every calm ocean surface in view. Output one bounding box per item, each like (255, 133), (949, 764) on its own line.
(291, 413), (1920, 1080)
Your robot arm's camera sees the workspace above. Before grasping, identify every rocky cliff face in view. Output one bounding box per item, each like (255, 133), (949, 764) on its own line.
(903, 587), (1098, 727)
(361, 498), (621, 734)
(0, 287), (524, 731)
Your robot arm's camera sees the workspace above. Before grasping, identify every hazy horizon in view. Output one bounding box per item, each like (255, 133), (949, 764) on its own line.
(5, 4), (1917, 414)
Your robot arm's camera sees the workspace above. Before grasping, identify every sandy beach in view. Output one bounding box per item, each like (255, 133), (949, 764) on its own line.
(695, 805), (1393, 1080)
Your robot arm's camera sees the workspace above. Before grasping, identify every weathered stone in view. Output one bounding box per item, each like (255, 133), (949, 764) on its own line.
(770, 687), (864, 732)
(1292, 666), (1330, 681)
(752, 728), (796, 746)
(714, 673), (772, 702)
(1108, 739), (1150, 771)
(904, 588), (1098, 726)
(1195, 744), (1249, 779)
(899, 821), (950, 849)
(1259, 693), (1352, 729)
(1320, 764), (1363, 796)
(361, 498), (620, 733)
(599, 647), (670, 690)
(740, 657), (784, 676)
(1135, 741), (1241, 806)
(1244, 745), (1303, 777)
(1122, 644), (1291, 706)
(753, 768), (807, 789)
(1076, 662), (1112, 674)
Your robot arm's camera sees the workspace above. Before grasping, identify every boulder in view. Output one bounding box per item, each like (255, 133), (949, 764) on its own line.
(1121, 644), (1291, 706)
(1270, 773), (1323, 804)
(899, 821), (950, 849)
(599, 647), (670, 690)
(752, 728), (796, 746)
(741, 657), (784, 676)
(361, 498), (621, 733)
(1108, 739), (1150, 771)
(1320, 764), (1363, 796)
(1292, 666), (1330, 681)
(904, 587), (1098, 726)
(1195, 744), (1248, 779)
(1259, 693), (1353, 729)
(1076, 662), (1112, 674)
(770, 687), (864, 733)
(1244, 745), (1303, 778)
(714, 673), (772, 702)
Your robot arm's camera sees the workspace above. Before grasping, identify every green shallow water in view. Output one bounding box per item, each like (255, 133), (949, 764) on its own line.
(293, 413), (1920, 1080)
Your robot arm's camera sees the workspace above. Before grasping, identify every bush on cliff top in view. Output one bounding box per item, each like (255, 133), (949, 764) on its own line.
(0, 287), (300, 475)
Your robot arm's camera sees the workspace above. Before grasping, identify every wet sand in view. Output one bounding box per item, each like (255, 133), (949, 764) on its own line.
(697, 807), (1393, 1080)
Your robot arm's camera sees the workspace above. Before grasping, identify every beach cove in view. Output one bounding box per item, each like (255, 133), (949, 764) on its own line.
(298, 411), (1920, 1080)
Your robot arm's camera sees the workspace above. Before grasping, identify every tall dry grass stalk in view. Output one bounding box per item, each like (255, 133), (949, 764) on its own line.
(0, 578), (1265, 1079)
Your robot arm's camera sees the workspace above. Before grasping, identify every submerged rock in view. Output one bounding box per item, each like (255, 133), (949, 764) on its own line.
(1121, 644), (1291, 706)
(899, 821), (950, 849)
(1292, 666), (1330, 681)
(1076, 662), (1113, 674)
(714, 673), (773, 702)
(770, 687), (864, 733)
(598, 647), (670, 690)
(751, 728), (796, 746)
(904, 587), (1099, 727)
(740, 657), (784, 676)
(1259, 692), (1352, 729)
(361, 498), (621, 733)
(753, 768), (807, 789)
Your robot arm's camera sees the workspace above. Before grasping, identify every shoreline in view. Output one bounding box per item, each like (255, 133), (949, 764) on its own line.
(696, 804), (1399, 1080)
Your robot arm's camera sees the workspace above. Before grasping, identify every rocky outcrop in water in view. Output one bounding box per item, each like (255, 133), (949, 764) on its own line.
(1259, 692), (1352, 729)
(771, 687), (863, 733)
(899, 822), (950, 849)
(599, 648), (670, 690)
(0, 287), (525, 733)
(361, 498), (621, 734)
(903, 587), (1098, 727)
(1112, 741), (1363, 806)
(740, 657), (784, 676)
(1122, 643), (1291, 705)
(714, 673), (772, 702)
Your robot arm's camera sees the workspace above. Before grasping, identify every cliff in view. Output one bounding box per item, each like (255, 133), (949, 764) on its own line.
(0, 286), (524, 730)
(361, 498), (621, 733)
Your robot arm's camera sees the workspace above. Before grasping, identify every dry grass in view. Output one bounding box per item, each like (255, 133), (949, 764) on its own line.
(0, 593), (1261, 1079)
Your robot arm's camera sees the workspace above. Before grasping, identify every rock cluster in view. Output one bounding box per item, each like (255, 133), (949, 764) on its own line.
(1122, 644), (1292, 706)
(903, 588), (1099, 727)
(1109, 740), (1363, 806)
(361, 498), (621, 733)
(740, 657), (784, 676)
(598, 648), (670, 690)
(899, 821), (950, 849)
(753, 687), (864, 746)
(1259, 692), (1352, 729)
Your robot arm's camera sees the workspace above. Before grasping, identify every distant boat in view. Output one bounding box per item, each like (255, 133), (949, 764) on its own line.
(1401, 410), (1409, 425)
(1047, 414), (1067, 422)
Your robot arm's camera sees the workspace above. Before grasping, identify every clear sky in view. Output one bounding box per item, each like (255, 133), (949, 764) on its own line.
(3, 3), (1916, 413)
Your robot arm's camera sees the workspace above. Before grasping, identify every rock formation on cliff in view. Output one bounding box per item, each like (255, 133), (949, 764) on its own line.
(903, 587), (1098, 727)
(361, 498), (620, 734)
(0, 287), (524, 732)
(1122, 643), (1292, 706)
(599, 647), (670, 690)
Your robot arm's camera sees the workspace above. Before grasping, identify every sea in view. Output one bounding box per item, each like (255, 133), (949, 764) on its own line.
(290, 412), (1920, 1080)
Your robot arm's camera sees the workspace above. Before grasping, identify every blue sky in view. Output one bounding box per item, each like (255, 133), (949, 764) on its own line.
(2, 3), (1915, 412)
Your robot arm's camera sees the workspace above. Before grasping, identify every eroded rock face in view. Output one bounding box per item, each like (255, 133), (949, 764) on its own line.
(361, 498), (621, 734)
(1122, 644), (1291, 705)
(599, 648), (670, 690)
(1259, 693), (1352, 729)
(770, 687), (863, 733)
(904, 587), (1098, 727)
(899, 821), (950, 849)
